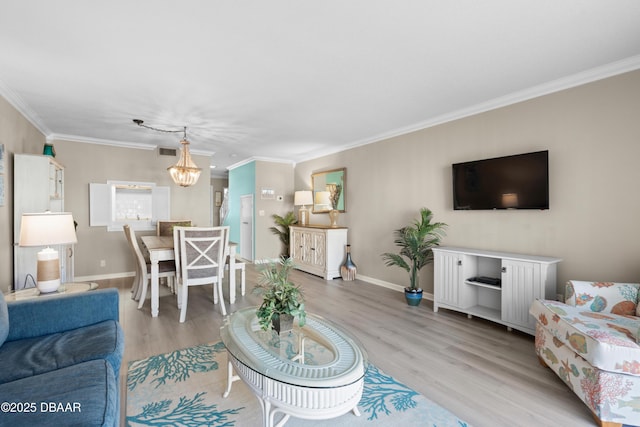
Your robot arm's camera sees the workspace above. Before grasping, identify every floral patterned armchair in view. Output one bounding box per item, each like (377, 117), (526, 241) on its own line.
(530, 280), (640, 427)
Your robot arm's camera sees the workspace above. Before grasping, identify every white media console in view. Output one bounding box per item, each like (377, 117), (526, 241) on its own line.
(432, 247), (562, 335)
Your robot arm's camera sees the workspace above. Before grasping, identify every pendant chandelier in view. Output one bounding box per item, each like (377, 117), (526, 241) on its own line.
(133, 119), (202, 187)
(168, 127), (201, 187)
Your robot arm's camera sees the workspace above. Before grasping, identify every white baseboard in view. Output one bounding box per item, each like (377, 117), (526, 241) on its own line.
(75, 271), (135, 282)
(355, 274), (434, 301)
(253, 257), (278, 265)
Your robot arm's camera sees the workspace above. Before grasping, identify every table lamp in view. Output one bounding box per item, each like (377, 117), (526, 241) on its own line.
(314, 191), (331, 210)
(18, 212), (78, 293)
(294, 190), (313, 226)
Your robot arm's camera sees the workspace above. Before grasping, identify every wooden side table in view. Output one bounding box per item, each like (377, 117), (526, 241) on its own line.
(4, 282), (98, 302)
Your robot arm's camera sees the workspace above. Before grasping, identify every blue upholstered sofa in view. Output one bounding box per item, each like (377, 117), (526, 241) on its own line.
(0, 288), (124, 426)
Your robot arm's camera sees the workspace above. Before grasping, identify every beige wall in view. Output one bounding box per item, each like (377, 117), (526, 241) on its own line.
(296, 70), (640, 295)
(0, 96), (46, 293)
(254, 161), (294, 261)
(52, 139), (212, 280)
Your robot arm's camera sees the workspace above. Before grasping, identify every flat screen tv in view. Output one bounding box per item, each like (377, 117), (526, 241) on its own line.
(452, 150), (549, 210)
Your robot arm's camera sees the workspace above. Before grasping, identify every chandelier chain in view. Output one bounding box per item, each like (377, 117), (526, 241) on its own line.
(133, 119), (187, 139)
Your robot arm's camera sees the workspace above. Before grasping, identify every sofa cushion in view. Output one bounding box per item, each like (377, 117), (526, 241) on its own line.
(565, 280), (640, 315)
(0, 292), (8, 347)
(0, 319), (123, 384)
(531, 299), (640, 376)
(0, 359), (118, 427)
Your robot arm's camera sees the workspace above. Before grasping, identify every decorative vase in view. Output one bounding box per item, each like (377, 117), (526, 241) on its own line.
(340, 244), (357, 281)
(404, 288), (423, 306)
(272, 313), (294, 334)
(329, 209), (339, 227)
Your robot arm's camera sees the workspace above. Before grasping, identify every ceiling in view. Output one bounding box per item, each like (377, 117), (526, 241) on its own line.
(1, 1), (640, 177)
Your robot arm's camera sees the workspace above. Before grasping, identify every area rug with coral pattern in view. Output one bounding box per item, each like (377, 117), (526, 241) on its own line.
(126, 342), (470, 426)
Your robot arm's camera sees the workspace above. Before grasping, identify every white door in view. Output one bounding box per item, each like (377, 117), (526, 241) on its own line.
(240, 195), (253, 261)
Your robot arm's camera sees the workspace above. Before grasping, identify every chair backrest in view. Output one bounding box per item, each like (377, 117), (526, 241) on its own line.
(176, 226), (229, 286)
(123, 224), (147, 280)
(158, 220), (192, 237)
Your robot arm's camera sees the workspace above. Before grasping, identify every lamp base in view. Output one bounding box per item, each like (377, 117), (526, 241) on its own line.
(37, 247), (61, 293)
(298, 206), (309, 226)
(37, 278), (61, 293)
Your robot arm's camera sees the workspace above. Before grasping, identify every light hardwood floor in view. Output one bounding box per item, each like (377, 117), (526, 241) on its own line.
(102, 264), (599, 427)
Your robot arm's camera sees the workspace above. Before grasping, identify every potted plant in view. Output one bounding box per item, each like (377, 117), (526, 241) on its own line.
(253, 257), (307, 333)
(269, 212), (298, 257)
(381, 208), (447, 306)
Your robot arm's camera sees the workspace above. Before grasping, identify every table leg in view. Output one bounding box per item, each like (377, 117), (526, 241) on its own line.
(223, 353), (241, 398)
(150, 257), (159, 317)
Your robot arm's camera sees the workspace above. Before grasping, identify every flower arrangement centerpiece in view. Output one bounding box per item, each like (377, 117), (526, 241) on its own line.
(327, 183), (342, 210)
(326, 183), (342, 227)
(253, 257), (306, 333)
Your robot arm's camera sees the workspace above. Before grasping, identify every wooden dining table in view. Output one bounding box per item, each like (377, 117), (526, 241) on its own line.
(140, 235), (239, 318)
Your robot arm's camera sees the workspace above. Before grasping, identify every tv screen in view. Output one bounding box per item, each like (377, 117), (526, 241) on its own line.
(452, 151), (549, 210)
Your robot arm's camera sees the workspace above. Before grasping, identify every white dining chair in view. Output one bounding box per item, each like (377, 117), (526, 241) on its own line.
(123, 224), (176, 309)
(174, 226), (229, 322)
(157, 220), (192, 237)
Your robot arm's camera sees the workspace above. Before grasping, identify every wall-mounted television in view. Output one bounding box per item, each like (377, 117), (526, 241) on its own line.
(452, 150), (549, 210)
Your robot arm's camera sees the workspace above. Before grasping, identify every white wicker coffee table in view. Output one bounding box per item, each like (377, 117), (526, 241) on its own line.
(220, 307), (367, 427)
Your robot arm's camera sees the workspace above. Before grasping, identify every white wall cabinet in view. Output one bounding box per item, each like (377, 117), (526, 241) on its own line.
(290, 225), (348, 280)
(433, 247), (561, 335)
(13, 154), (73, 290)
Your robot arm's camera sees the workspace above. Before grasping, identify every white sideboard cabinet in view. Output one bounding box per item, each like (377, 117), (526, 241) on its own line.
(13, 154), (74, 290)
(432, 246), (562, 335)
(290, 225), (348, 280)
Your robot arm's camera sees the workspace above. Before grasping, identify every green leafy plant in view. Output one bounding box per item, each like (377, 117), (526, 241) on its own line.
(381, 208), (447, 291)
(253, 257), (306, 331)
(269, 212), (298, 257)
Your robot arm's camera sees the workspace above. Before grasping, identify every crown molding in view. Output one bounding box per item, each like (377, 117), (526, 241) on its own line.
(48, 133), (218, 158)
(296, 55), (640, 164)
(227, 156), (295, 171)
(47, 133), (157, 150)
(0, 76), (51, 136)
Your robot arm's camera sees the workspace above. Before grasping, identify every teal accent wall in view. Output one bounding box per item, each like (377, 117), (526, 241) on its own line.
(225, 162), (255, 257)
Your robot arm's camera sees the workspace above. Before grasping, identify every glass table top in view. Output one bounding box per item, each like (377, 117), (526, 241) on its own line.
(220, 307), (367, 388)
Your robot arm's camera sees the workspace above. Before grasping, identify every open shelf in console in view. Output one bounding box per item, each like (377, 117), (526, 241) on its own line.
(465, 280), (502, 291)
(464, 305), (501, 323)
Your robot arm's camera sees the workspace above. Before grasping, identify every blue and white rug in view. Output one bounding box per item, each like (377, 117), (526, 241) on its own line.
(126, 342), (470, 426)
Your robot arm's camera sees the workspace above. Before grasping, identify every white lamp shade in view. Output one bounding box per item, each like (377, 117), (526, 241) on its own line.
(294, 190), (313, 206)
(314, 191), (331, 206)
(19, 212), (78, 247)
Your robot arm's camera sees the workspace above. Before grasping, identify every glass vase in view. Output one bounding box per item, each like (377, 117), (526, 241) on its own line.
(340, 244), (357, 281)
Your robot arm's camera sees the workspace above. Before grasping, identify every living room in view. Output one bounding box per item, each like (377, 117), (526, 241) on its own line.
(2, 68), (638, 299)
(1, 2), (640, 426)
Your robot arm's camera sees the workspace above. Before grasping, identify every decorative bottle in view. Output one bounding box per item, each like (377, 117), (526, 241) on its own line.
(340, 245), (357, 281)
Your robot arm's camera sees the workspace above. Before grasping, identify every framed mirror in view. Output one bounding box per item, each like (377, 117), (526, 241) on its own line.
(312, 168), (346, 213)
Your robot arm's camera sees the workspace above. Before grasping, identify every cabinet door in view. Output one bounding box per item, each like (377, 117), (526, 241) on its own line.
(290, 229), (304, 264)
(434, 251), (461, 310)
(501, 259), (541, 330)
(310, 231), (326, 268)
